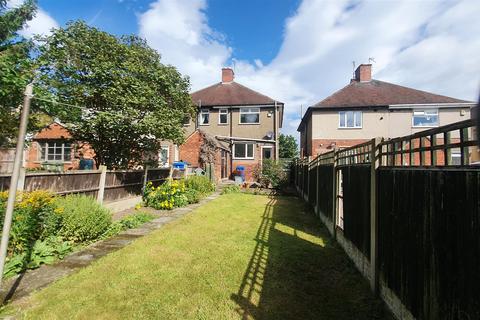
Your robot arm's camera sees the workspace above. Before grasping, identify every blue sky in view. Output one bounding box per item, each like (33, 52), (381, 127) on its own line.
(14, 0), (480, 136)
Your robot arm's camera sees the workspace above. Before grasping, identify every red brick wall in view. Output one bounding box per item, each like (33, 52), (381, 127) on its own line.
(311, 138), (370, 155)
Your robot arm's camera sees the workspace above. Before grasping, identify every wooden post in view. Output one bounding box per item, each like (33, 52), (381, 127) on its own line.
(17, 167), (26, 191)
(142, 165), (149, 189)
(316, 158), (320, 217)
(332, 149), (338, 240)
(370, 137), (381, 294)
(97, 165), (107, 204)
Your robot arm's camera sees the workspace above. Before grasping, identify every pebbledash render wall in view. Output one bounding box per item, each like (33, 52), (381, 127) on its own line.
(308, 107), (471, 155)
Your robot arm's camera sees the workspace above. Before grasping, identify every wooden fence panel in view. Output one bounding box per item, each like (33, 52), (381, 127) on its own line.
(341, 165), (371, 258)
(24, 172), (101, 197)
(103, 171), (144, 202)
(308, 166), (317, 207)
(317, 164), (334, 220)
(0, 176), (11, 191)
(378, 168), (480, 320)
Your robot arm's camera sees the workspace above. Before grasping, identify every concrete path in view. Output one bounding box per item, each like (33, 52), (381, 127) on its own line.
(0, 191), (222, 306)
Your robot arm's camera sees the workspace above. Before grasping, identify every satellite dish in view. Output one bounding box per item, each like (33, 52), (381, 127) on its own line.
(266, 131), (274, 140)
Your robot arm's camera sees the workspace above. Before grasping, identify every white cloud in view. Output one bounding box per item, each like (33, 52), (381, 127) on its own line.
(138, 0), (231, 90)
(138, 0), (480, 137)
(7, 0), (58, 38)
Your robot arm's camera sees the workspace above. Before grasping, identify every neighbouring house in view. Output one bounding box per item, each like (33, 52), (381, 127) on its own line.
(180, 68), (284, 181)
(23, 121), (96, 171)
(298, 64), (477, 164)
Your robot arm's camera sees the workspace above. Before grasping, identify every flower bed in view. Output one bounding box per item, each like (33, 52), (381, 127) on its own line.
(0, 191), (154, 278)
(143, 176), (215, 210)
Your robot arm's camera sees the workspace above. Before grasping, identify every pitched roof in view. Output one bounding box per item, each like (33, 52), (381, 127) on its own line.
(33, 122), (72, 140)
(314, 79), (470, 108)
(298, 79), (474, 131)
(191, 81), (283, 106)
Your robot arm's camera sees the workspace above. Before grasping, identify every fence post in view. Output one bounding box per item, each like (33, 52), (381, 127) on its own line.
(17, 167), (26, 191)
(143, 165), (149, 190)
(370, 137), (381, 294)
(332, 148), (338, 240)
(97, 165), (107, 204)
(315, 159), (320, 216)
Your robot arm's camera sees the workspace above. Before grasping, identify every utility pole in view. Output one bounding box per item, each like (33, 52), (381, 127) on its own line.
(0, 83), (32, 286)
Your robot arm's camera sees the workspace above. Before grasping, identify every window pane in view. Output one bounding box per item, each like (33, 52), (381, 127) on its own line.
(201, 113), (209, 124)
(234, 144), (246, 158)
(413, 110), (438, 127)
(355, 111), (362, 127)
(219, 114), (228, 124)
(247, 144), (254, 157)
(241, 113), (259, 123)
(346, 111), (354, 127)
(339, 112), (345, 127)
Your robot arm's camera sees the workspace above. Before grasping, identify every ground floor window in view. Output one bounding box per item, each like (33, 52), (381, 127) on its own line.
(39, 141), (72, 162)
(234, 143), (254, 159)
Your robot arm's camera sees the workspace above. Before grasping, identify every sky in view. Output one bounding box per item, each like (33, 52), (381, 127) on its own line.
(11, 0), (480, 137)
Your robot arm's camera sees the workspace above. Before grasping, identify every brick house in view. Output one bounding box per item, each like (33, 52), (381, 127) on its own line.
(180, 68), (284, 181)
(298, 64), (476, 164)
(23, 121), (96, 171)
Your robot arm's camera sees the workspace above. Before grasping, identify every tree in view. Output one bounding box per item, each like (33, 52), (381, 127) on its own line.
(36, 21), (194, 168)
(279, 134), (298, 159)
(0, 0), (44, 146)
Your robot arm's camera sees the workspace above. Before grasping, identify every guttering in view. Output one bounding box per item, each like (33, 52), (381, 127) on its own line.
(388, 102), (475, 109)
(210, 104), (282, 109)
(215, 135), (276, 143)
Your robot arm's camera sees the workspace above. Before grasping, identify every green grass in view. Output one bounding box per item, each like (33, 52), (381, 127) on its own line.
(10, 193), (391, 319)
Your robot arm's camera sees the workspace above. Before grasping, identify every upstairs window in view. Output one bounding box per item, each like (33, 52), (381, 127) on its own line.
(199, 109), (209, 125)
(412, 109), (438, 127)
(39, 141), (72, 162)
(234, 143), (254, 159)
(219, 108), (229, 124)
(339, 111), (362, 128)
(240, 107), (260, 124)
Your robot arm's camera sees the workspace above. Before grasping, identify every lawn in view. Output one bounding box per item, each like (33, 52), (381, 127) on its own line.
(8, 193), (391, 319)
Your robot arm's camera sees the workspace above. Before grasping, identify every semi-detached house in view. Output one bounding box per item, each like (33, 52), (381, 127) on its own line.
(298, 64), (477, 164)
(179, 68), (284, 181)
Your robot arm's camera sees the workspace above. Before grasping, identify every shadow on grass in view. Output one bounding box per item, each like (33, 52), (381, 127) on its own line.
(231, 195), (391, 320)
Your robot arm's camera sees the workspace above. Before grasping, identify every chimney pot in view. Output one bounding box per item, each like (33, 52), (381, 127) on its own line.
(222, 68), (234, 83)
(354, 64), (372, 82)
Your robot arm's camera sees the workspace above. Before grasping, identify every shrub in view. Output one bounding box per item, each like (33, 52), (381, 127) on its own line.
(55, 195), (112, 242)
(184, 176), (216, 195)
(143, 180), (187, 210)
(221, 185), (241, 194)
(0, 191), (56, 256)
(253, 159), (287, 188)
(184, 188), (201, 203)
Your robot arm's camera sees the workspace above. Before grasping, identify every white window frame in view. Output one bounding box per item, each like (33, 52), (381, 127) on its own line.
(38, 141), (72, 162)
(412, 109), (439, 128)
(450, 151), (461, 166)
(239, 107), (260, 124)
(198, 109), (210, 125)
(158, 145), (170, 167)
(338, 111), (362, 128)
(218, 108), (229, 125)
(233, 143), (255, 160)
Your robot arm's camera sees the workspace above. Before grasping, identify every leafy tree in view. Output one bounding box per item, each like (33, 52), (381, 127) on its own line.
(35, 21), (194, 168)
(279, 134), (298, 159)
(0, 0), (46, 146)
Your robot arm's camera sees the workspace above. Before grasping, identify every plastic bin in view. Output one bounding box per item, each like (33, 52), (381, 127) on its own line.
(235, 165), (245, 181)
(173, 161), (187, 170)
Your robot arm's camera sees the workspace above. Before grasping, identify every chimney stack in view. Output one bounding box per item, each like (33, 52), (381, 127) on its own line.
(222, 68), (234, 83)
(354, 64), (372, 82)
